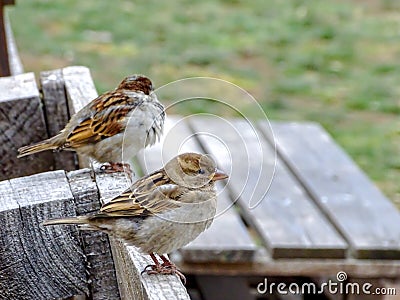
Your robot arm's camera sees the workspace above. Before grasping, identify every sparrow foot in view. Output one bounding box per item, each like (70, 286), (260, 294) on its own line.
(141, 264), (186, 284)
(141, 253), (186, 284)
(160, 254), (186, 284)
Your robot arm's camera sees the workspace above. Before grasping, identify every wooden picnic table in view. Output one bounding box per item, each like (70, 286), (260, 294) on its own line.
(0, 66), (399, 300)
(139, 115), (400, 299)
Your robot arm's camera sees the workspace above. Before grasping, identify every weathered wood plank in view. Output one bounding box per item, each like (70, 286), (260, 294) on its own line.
(63, 66), (98, 113)
(189, 117), (347, 259)
(0, 72), (54, 180)
(112, 239), (190, 300)
(138, 116), (257, 263)
(0, 180), (24, 299)
(0, 2), (12, 76)
(40, 69), (77, 171)
(40, 69), (69, 137)
(5, 12), (23, 75)
(263, 121), (400, 259)
(67, 169), (120, 300)
(94, 170), (190, 300)
(63, 66), (98, 168)
(0, 171), (88, 300)
(178, 251), (400, 278)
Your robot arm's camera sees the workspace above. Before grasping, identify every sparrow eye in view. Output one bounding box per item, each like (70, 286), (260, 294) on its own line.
(198, 169), (205, 175)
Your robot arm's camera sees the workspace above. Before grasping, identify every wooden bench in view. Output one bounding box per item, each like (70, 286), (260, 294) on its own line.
(139, 117), (400, 300)
(0, 66), (399, 300)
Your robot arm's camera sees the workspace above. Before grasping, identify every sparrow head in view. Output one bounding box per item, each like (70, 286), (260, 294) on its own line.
(118, 74), (154, 95)
(165, 153), (228, 188)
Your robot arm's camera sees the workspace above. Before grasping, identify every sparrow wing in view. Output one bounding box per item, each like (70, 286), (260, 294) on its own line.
(63, 91), (141, 148)
(98, 170), (184, 217)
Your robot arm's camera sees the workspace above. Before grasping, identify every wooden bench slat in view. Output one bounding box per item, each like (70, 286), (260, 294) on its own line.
(179, 255), (400, 278)
(63, 66), (98, 114)
(67, 169), (120, 300)
(0, 171), (88, 299)
(0, 180), (29, 299)
(63, 66), (98, 168)
(5, 12), (23, 75)
(189, 117), (347, 259)
(40, 69), (77, 171)
(111, 239), (190, 300)
(264, 121), (400, 259)
(139, 116), (257, 263)
(0, 72), (54, 180)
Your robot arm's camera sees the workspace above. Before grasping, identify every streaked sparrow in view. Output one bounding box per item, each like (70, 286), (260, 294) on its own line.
(18, 75), (165, 173)
(43, 152), (228, 283)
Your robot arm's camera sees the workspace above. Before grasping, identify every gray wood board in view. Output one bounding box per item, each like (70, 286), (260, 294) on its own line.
(94, 170), (190, 300)
(63, 66), (98, 168)
(67, 169), (120, 300)
(5, 13), (23, 75)
(189, 117), (347, 259)
(112, 239), (190, 300)
(138, 116), (256, 263)
(40, 69), (77, 171)
(0, 171), (88, 299)
(63, 66), (98, 114)
(0, 72), (54, 180)
(263, 121), (400, 259)
(179, 255), (400, 278)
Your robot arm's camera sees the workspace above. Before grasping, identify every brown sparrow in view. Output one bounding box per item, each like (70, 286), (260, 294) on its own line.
(43, 152), (228, 283)
(18, 75), (165, 173)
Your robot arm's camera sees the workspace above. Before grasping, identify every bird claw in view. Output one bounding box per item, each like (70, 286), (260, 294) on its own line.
(141, 264), (156, 274)
(141, 263), (186, 284)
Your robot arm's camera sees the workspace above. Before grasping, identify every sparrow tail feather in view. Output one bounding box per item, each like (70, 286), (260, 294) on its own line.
(17, 138), (60, 158)
(42, 216), (89, 226)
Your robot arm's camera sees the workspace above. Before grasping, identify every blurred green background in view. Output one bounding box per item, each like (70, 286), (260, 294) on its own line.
(8, 0), (400, 205)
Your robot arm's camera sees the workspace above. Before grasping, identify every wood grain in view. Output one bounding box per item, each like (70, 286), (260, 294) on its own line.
(67, 169), (120, 300)
(112, 239), (190, 300)
(63, 66), (98, 114)
(263, 121), (400, 259)
(189, 116), (347, 259)
(40, 69), (77, 171)
(0, 171), (88, 299)
(63, 66), (98, 168)
(138, 116), (257, 263)
(0, 72), (54, 180)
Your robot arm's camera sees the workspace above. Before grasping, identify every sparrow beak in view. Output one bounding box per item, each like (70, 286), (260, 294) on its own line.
(211, 169), (229, 181)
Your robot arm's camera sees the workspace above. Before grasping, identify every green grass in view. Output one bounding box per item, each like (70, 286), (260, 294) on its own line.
(8, 0), (400, 206)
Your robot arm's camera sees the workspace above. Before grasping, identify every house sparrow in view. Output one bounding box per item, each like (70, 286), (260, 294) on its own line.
(18, 75), (165, 173)
(43, 152), (228, 283)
